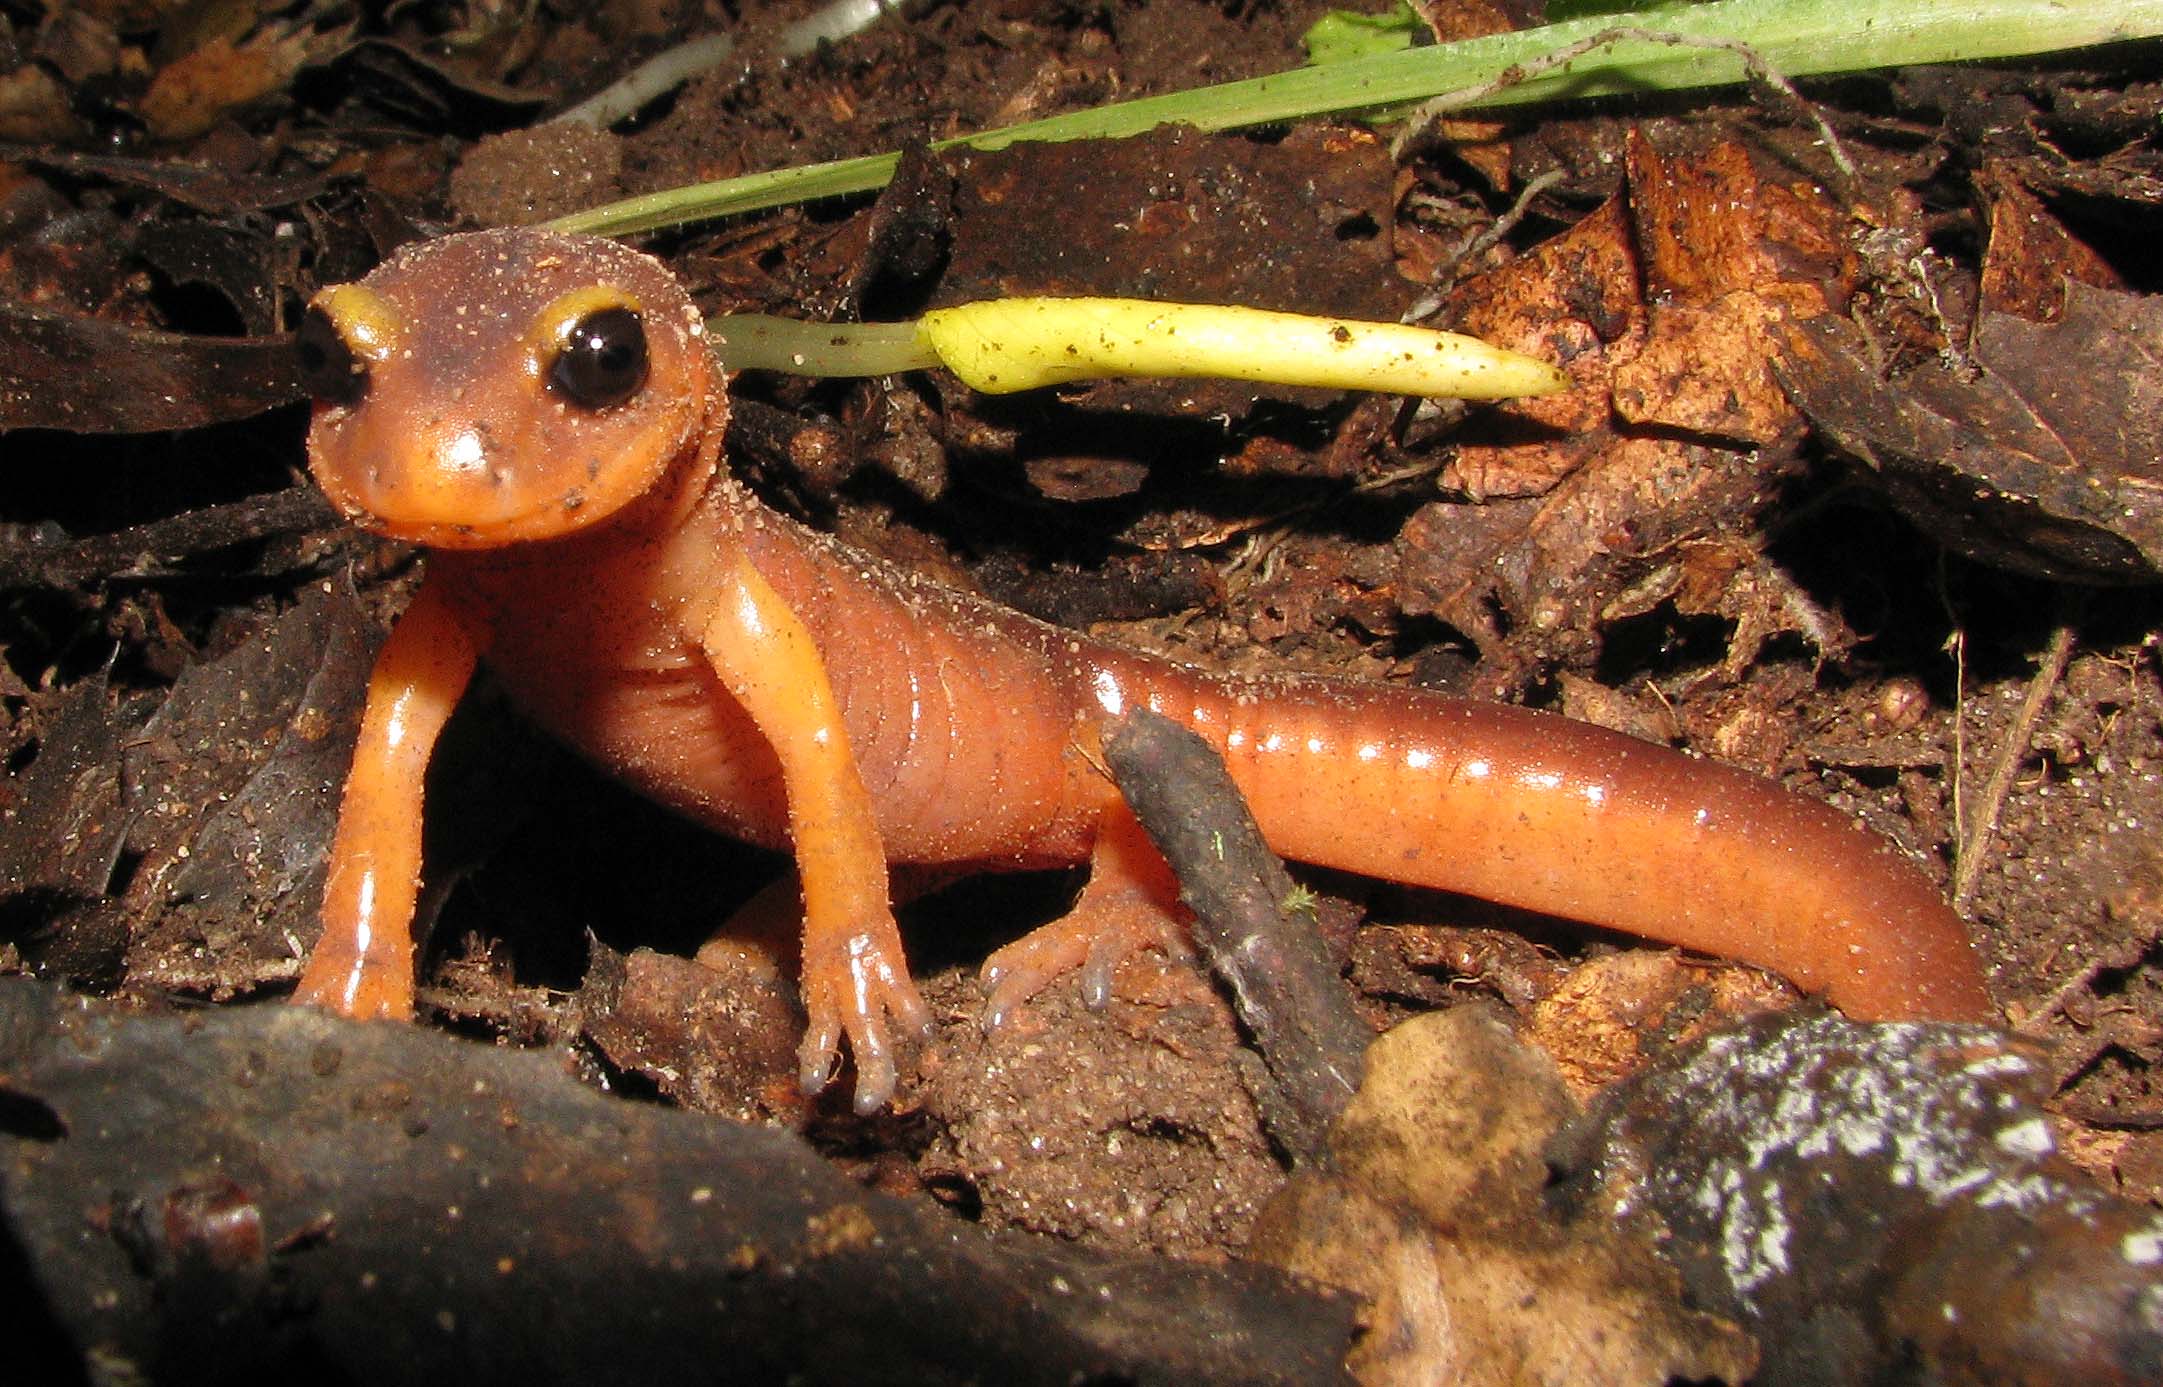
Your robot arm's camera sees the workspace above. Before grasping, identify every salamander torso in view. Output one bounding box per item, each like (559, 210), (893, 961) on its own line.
(290, 228), (1994, 1111)
(432, 496), (1107, 869)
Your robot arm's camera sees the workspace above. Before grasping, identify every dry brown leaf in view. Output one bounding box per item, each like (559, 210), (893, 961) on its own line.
(1444, 194), (1640, 499)
(1777, 283), (2163, 582)
(1398, 434), (1788, 690)
(1608, 282), (1820, 444)
(1522, 951), (1795, 1098)
(1248, 1008), (1757, 1387)
(1629, 136), (1849, 300)
(1608, 132), (1850, 443)
(0, 299), (300, 431)
(1408, 131), (1858, 686)
(139, 24), (321, 141)
(119, 582), (377, 999)
(1976, 165), (2124, 321)
(0, 64), (87, 143)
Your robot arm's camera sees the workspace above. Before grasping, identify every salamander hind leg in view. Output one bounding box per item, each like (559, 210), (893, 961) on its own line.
(982, 806), (1195, 1028)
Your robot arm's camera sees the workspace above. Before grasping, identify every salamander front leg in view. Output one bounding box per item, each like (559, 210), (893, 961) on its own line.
(293, 576), (481, 1020)
(701, 553), (932, 1113)
(982, 803), (1194, 1028)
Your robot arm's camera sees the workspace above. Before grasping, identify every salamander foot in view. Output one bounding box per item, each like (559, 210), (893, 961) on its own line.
(798, 917), (933, 1113)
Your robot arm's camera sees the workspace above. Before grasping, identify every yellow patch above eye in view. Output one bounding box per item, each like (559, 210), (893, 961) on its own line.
(311, 284), (406, 361)
(525, 285), (645, 375)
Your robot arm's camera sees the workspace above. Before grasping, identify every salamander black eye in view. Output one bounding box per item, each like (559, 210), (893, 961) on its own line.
(296, 307), (367, 406)
(549, 307), (648, 409)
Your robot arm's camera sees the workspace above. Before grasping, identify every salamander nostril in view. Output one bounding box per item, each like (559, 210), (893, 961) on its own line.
(549, 306), (648, 409)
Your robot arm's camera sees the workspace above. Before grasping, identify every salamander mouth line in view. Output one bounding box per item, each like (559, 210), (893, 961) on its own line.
(314, 430), (704, 551)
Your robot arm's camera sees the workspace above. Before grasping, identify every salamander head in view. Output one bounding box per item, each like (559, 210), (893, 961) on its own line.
(298, 228), (720, 548)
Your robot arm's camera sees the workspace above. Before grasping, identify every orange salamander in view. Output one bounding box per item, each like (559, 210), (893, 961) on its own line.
(290, 228), (1994, 1111)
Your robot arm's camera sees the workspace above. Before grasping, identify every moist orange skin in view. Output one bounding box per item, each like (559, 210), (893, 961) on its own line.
(292, 229), (1995, 1111)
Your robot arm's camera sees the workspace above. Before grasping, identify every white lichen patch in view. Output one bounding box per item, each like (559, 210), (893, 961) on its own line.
(1595, 1014), (2086, 1313)
(1993, 1116), (2054, 1159)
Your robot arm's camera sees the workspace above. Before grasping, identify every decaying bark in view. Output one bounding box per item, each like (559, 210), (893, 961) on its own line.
(0, 978), (1354, 1385)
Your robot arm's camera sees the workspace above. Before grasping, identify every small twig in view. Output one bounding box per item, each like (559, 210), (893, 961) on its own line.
(1404, 168), (1566, 323)
(1721, 32), (1860, 187)
(2017, 954), (2111, 1030)
(0, 487), (337, 591)
(1102, 708), (1372, 1165)
(1393, 26), (1857, 194)
(554, 33), (740, 128)
(1951, 620), (2077, 911)
(555, 1), (931, 129)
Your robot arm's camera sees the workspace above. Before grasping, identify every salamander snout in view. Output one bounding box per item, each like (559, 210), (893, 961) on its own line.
(300, 228), (717, 549)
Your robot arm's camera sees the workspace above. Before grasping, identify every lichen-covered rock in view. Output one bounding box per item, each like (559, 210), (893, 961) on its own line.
(1561, 1010), (2163, 1387)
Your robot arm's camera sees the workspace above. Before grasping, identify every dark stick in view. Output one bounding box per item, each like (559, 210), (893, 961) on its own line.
(0, 487), (337, 591)
(1102, 707), (1373, 1164)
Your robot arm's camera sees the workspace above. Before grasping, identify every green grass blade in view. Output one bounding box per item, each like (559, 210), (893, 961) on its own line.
(548, 0), (2163, 236)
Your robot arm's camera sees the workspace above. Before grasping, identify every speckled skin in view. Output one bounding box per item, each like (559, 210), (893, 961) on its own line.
(291, 229), (1994, 1109)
